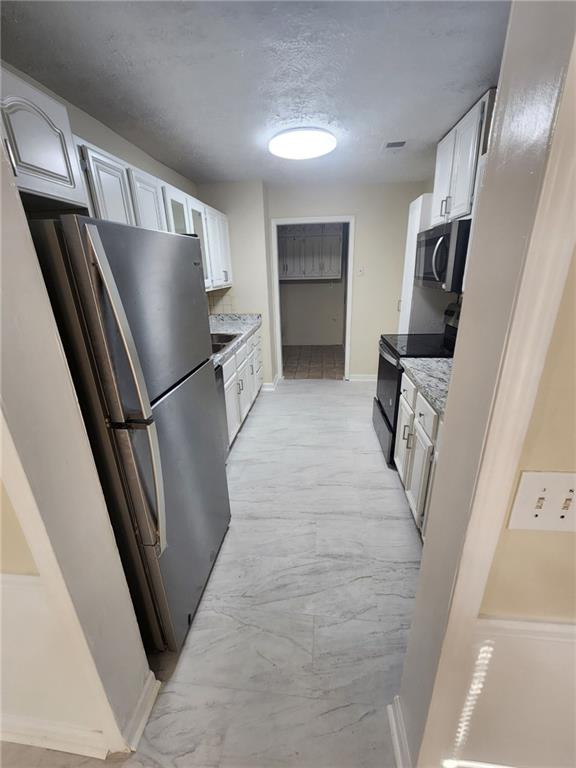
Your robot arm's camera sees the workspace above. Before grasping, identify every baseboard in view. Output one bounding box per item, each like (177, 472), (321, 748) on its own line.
(262, 374), (279, 392)
(387, 696), (412, 768)
(0, 715), (108, 759)
(347, 374), (377, 382)
(123, 670), (161, 750)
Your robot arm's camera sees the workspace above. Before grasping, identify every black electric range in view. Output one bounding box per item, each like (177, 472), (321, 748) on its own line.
(372, 334), (453, 466)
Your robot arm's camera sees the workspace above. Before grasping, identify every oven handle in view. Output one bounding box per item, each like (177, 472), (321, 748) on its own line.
(431, 236), (445, 282)
(378, 341), (401, 369)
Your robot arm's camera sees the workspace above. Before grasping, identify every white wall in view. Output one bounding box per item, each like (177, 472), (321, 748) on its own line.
(1, 157), (158, 757)
(280, 280), (346, 346)
(395, 5), (576, 765)
(198, 181), (276, 384)
(267, 181), (427, 376)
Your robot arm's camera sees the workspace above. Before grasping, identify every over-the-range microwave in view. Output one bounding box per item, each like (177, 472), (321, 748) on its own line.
(415, 219), (471, 293)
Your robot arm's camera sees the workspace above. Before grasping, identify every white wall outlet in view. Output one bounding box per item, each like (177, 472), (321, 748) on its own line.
(508, 471), (576, 532)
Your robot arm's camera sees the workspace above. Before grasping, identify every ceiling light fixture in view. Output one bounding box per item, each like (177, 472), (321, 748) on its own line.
(268, 128), (337, 160)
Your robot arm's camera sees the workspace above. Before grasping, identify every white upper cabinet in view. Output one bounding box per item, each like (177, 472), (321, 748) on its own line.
(81, 145), (135, 224)
(430, 94), (489, 226)
(0, 68), (87, 205)
(205, 206), (232, 290)
(430, 131), (455, 226)
(187, 196), (212, 290)
(128, 168), (167, 231)
(448, 100), (484, 220)
(163, 184), (192, 235)
(278, 223), (343, 280)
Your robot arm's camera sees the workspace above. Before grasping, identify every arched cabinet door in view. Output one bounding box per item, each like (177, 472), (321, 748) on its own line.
(0, 68), (87, 206)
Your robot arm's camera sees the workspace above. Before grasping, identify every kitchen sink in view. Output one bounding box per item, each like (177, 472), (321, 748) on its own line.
(211, 332), (239, 354)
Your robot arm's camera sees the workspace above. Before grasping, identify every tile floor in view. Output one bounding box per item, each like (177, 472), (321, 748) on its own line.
(2, 381), (422, 768)
(282, 345), (345, 379)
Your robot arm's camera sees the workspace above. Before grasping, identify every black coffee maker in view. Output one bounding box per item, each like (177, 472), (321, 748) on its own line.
(443, 298), (461, 353)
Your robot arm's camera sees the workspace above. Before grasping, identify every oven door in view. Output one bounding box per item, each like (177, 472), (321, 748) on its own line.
(415, 223), (451, 289)
(376, 340), (402, 427)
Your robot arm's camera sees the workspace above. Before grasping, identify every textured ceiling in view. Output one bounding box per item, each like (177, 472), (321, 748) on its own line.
(1, 1), (510, 184)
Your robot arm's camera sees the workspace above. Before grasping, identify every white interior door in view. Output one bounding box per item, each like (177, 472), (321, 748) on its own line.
(128, 168), (167, 231)
(82, 146), (135, 224)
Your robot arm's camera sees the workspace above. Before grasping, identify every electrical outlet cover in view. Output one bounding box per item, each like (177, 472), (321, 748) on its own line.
(508, 471), (576, 532)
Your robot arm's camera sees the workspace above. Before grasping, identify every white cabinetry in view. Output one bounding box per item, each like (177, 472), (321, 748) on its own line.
(278, 223), (343, 281)
(404, 420), (434, 525)
(394, 394), (415, 485)
(224, 372), (241, 444)
(205, 207), (232, 289)
(0, 68), (87, 205)
(430, 93), (491, 226)
(395, 373), (441, 530)
(448, 101), (484, 220)
(187, 196), (212, 290)
(222, 330), (263, 448)
(430, 132), (455, 226)
(128, 168), (167, 231)
(81, 146), (135, 224)
(237, 358), (252, 422)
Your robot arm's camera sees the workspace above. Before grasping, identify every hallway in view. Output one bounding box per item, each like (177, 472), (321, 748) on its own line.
(2, 381), (422, 768)
(133, 380), (422, 767)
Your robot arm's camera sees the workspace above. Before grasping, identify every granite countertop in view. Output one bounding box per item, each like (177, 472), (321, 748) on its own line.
(401, 358), (453, 416)
(209, 313), (262, 366)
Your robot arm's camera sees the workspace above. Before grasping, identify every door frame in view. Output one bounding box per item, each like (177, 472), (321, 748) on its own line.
(270, 215), (355, 380)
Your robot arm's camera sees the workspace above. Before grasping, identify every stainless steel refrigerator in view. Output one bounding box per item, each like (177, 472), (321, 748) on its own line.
(30, 215), (231, 652)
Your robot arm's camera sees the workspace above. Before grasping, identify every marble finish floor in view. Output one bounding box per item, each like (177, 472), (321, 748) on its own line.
(282, 345), (344, 379)
(3, 381), (421, 768)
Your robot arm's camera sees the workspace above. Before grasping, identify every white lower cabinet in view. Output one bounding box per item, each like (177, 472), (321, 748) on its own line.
(394, 394), (414, 485)
(395, 376), (440, 530)
(237, 358), (252, 422)
(222, 331), (263, 448)
(224, 372), (241, 444)
(404, 421), (434, 526)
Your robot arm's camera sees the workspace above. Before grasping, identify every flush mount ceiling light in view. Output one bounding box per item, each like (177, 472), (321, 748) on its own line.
(268, 128), (337, 160)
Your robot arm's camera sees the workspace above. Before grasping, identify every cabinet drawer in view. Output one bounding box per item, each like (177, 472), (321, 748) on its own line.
(415, 391), (439, 441)
(222, 355), (236, 384)
(400, 373), (417, 409)
(235, 342), (247, 367)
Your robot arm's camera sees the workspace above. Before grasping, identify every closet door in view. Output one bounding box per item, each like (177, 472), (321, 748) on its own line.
(82, 146), (135, 224)
(128, 168), (167, 231)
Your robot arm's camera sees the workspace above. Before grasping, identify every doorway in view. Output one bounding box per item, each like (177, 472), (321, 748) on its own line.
(271, 217), (354, 381)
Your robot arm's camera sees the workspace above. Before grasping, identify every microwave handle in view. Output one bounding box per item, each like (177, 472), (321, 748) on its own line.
(431, 236), (445, 282)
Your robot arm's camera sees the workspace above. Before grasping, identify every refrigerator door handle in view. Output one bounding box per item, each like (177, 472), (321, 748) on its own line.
(85, 224), (152, 421)
(86, 224), (166, 554)
(146, 421), (167, 554)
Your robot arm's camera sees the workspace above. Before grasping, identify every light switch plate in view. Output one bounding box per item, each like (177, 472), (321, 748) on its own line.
(508, 471), (576, 532)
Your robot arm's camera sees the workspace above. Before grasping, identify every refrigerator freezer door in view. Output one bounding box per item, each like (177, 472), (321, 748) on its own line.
(64, 215), (212, 407)
(131, 360), (231, 649)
